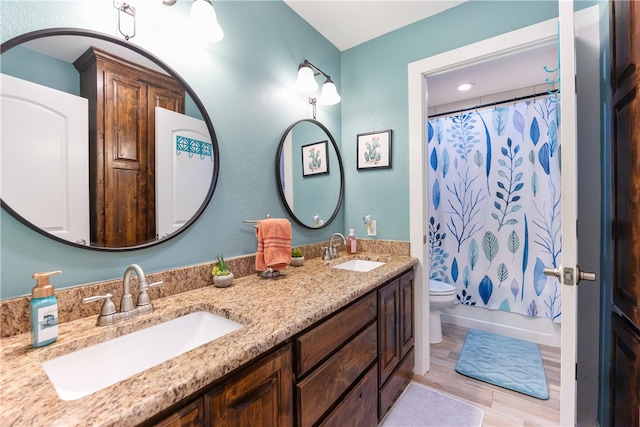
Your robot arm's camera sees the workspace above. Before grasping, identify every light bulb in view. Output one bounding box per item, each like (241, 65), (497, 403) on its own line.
(191, 0), (224, 43)
(318, 79), (341, 105)
(295, 65), (318, 93)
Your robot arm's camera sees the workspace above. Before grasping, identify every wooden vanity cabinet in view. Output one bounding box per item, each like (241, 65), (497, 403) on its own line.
(147, 267), (415, 427)
(73, 47), (185, 248)
(295, 292), (378, 427)
(378, 270), (415, 418)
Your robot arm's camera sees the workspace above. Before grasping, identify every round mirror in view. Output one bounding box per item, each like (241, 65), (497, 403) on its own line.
(276, 119), (343, 229)
(1, 28), (219, 251)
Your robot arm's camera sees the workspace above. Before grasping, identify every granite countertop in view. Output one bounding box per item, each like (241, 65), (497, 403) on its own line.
(0, 253), (417, 426)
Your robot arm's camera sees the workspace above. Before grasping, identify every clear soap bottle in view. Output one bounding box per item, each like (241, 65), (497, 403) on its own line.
(30, 270), (61, 348)
(347, 229), (357, 254)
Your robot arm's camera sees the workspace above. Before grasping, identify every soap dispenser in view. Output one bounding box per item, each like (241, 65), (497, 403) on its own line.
(347, 229), (357, 254)
(30, 270), (61, 348)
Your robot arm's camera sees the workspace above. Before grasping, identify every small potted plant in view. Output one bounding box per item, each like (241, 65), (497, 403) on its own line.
(290, 247), (305, 267)
(212, 254), (234, 287)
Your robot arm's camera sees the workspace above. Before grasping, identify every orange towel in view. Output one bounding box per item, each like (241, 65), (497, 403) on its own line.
(255, 218), (291, 271)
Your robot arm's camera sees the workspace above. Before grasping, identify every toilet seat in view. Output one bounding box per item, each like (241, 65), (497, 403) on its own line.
(429, 279), (456, 296)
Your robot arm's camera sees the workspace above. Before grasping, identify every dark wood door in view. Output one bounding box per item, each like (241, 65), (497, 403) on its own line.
(103, 68), (150, 247)
(609, 0), (640, 425)
(205, 344), (293, 427)
(611, 0), (640, 330)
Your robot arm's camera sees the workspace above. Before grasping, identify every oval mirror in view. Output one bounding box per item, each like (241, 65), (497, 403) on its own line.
(276, 119), (343, 229)
(0, 28), (219, 251)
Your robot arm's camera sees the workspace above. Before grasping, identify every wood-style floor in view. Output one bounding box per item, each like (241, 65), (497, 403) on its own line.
(411, 323), (561, 426)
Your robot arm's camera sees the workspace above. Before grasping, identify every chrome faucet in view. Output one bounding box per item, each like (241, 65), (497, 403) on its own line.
(82, 264), (163, 326)
(323, 232), (347, 260)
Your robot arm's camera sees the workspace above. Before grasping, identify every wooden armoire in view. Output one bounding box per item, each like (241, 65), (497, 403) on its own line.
(74, 47), (185, 248)
(609, 1), (640, 425)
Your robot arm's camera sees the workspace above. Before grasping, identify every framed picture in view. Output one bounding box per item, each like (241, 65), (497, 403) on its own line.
(301, 140), (329, 177)
(357, 129), (392, 170)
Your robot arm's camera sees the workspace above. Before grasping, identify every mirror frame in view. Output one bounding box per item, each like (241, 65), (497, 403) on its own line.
(276, 119), (344, 229)
(0, 27), (220, 251)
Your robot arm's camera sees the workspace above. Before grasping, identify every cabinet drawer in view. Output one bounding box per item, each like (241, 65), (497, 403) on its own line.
(379, 347), (414, 419)
(297, 322), (377, 427)
(296, 292), (376, 376)
(320, 364), (378, 427)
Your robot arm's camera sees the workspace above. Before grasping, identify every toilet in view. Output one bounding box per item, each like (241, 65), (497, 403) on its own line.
(429, 279), (456, 344)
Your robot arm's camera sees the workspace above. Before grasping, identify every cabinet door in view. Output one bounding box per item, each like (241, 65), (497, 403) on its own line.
(205, 344), (293, 427)
(399, 271), (415, 357)
(378, 280), (400, 386)
(102, 67), (150, 247)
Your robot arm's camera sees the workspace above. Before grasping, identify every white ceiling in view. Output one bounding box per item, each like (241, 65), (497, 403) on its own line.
(283, 0), (468, 52)
(283, 0), (558, 108)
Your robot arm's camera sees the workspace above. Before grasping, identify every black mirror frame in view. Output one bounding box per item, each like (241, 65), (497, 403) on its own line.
(0, 27), (220, 251)
(276, 119), (344, 229)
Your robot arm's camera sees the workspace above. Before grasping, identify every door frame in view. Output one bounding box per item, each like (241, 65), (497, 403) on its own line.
(408, 14), (558, 377)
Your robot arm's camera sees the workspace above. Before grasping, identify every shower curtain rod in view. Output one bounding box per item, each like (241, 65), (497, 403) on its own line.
(428, 91), (553, 119)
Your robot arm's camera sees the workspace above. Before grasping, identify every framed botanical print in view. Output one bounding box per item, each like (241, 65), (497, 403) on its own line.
(357, 129), (392, 170)
(302, 140), (329, 176)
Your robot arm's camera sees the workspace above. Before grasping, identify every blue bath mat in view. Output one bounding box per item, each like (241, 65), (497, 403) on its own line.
(455, 329), (549, 400)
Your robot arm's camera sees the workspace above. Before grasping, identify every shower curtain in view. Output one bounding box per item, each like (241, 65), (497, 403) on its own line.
(427, 97), (562, 322)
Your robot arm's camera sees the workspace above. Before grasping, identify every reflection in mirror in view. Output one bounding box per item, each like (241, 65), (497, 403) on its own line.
(276, 119), (343, 229)
(0, 28), (219, 251)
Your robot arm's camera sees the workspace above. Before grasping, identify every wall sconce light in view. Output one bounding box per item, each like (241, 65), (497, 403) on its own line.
(295, 59), (341, 112)
(163, 0), (224, 43)
(113, 0), (136, 40)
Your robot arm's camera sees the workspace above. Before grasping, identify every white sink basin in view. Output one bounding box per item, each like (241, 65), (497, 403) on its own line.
(41, 311), (243, 401)
(332, 259), (385, 272)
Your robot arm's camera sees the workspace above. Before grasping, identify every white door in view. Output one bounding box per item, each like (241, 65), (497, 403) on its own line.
(553, 2), (596, 424)
(0, 73), (89, 245)
(155, 107), (212, 239)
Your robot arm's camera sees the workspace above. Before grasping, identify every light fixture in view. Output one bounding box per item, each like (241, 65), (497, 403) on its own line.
(457, 82), (475, 92)
(113, 0), (136, 40)
(295, 59), (341, 113)
(163, 0), (224, 43)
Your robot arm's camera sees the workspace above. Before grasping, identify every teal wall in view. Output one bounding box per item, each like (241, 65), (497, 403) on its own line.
(0, 0), (342, 298)
(2, 46), (80, 94)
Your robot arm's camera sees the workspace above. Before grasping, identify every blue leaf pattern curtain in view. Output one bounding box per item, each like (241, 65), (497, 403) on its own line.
(427, 98), (562, 322)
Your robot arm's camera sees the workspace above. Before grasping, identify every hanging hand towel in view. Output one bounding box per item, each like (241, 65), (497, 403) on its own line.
(255, 218), (292, 271)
